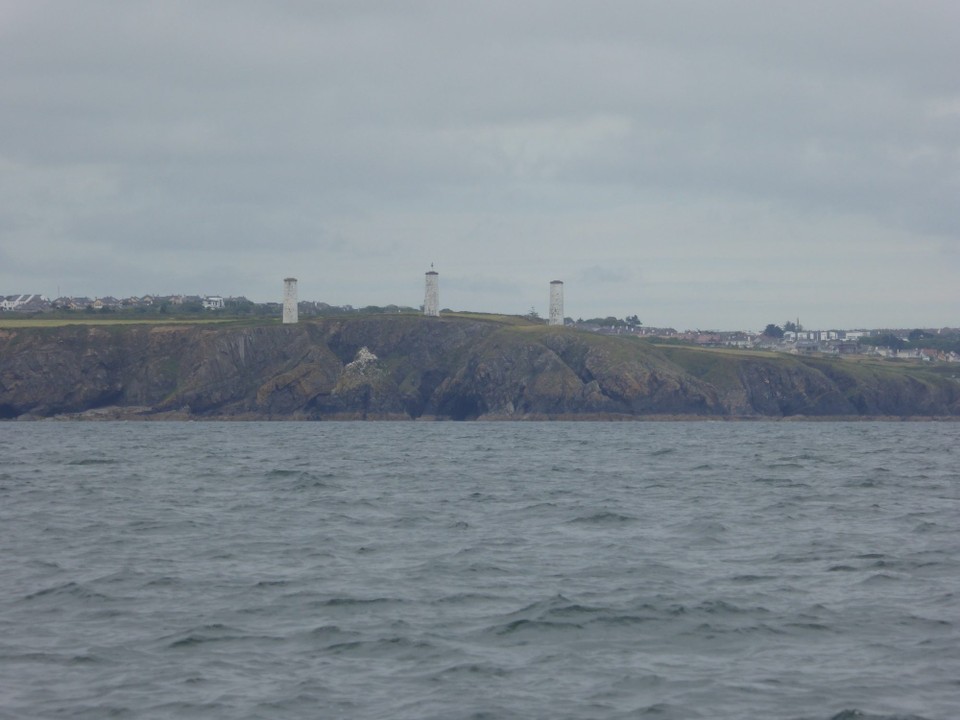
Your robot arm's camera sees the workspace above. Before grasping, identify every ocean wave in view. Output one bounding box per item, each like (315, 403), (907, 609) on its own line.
(65, 457), (120, 466)
(828, 711), (933, 720)
(567, 511), (637, 524)
(319, 596), (407, 607)
(491, 617), (583, 635)
(162, 623), (282, 650)
(324, 636), (438, 657)
(23, 581), (111, 603)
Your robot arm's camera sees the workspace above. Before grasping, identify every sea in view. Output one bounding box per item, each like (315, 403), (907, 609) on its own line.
(1, 421), (957, 720)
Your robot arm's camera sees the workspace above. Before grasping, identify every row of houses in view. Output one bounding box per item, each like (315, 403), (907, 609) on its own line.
(5, 292), (958, 362)
(867, 347), (960, 362)
(1, 294), (228, 312)
(757, 332), (960, 362)
(586, 323), (960, 362)
(0, 294), (49, 312)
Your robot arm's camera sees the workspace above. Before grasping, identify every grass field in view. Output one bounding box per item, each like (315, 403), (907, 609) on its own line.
(444, 311), (534, 325)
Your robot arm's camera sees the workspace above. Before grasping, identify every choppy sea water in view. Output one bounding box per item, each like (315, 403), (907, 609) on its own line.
(1, 421), (958, 720)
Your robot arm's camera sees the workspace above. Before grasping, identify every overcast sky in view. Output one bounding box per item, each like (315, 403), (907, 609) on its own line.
(2, 1), (958, 330)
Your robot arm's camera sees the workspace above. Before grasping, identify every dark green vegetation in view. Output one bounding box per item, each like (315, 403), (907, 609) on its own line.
(1, 315), (957, 420)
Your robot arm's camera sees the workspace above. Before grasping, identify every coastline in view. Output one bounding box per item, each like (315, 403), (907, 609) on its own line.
(9, 406), (959, 422)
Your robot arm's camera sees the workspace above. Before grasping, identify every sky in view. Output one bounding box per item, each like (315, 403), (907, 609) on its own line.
(1, 1), (958, 331)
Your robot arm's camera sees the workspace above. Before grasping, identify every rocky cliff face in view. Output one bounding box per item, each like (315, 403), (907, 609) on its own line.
(1, 317), (958, 419)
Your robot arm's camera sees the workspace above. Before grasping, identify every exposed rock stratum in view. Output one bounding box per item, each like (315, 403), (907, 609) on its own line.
(1, 317), (957, 419)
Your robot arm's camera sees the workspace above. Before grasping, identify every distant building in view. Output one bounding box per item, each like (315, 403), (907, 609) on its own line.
(1, 294), (49, 312)
(548, 281), (564, 326)
(283, 278), (298, 324)
(202, 296), (224, 310)
(424, 268), (439, 317)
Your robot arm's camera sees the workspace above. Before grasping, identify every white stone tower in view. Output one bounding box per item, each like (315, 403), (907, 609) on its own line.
(283, 277), (298, 324)
(548, 280), (564, 326)
(424, 268), (439, 317)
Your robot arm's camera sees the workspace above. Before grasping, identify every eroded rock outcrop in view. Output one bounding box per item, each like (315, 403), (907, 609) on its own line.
(0, 317), (957, 419)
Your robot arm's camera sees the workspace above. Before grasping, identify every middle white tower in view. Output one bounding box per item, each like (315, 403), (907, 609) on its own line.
(548, 280), (564, 326)
(424, 269), (439, 317)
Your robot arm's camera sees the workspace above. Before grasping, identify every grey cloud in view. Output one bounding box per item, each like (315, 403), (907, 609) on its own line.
(577, 265), (634, 285)
(1, 1), (957, 327)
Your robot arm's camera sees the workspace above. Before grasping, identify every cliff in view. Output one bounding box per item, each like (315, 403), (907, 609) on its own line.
(1, 316), (958, 420)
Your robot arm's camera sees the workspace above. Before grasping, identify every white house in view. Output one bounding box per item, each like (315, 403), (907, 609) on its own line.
(1, 294), (46, 311)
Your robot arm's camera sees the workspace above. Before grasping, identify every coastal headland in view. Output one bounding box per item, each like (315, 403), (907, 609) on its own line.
(1, 314), (958, 420)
